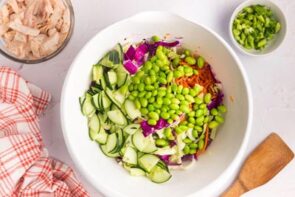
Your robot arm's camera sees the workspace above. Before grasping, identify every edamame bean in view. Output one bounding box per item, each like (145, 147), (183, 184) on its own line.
(210, 108), (218, 116)
(172, 57), (180, 67)
(164, 128), (174, 140)
(171, 98), (180, 104)
(140, 98), (148, 107)
(145, 92), (152, 99)
(135, 99), (141, 109)
(204, 93), (212, 104)
(188, 117), (195, 123)
(199, 103), (207, 109)
(155, 138), (169, 147)
(152, 35), (160, 42)
(145, 85), (154, 91)
(183, 145), (190, 154)
(148, 97), (155, 103)
(215, 115), (224, 123)
(148, 104), (155, 111)
(183, 138), (192, 144)
(208, 121), (219, 129)
(185, 95), (195, 103)
(195, 97), (203, 104)
(176, 94), (185, 101)
(185, 56), (196, 65)
(163, 98), (171, 105)
(184, 49), (190, 56)
(189, 143), (198, 149)
(167, 72), (173, 82)
(140, 108), (148, 115)
(138, 92), (146, 98)
(170, 103), (179, 110)
(161, 112), (170, 120)
(138, 83), (145, 92)
(182, 87), (189, 95)
(192, 129), (199, 138)
(144, 76), (152, 85)
(218, 105), (227, 113)
(195, 109), (204, 117)
(180, 105), (190, 113)
(148, 119), (157, 126)
(189, 149), (197, 154)
(197, 56), (205, 68)
(171, 114), (179, 120)
(188, 111), (195, 117)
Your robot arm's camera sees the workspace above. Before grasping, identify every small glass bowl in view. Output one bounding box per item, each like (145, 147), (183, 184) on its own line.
(0, 0), (75, 64)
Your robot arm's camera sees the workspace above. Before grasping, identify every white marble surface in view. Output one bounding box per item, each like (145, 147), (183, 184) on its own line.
(2, 0), (295, 196)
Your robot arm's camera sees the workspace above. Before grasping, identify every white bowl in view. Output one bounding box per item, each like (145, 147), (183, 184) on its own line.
(61, 11), (253, 197)
(229, 0), (287, 56)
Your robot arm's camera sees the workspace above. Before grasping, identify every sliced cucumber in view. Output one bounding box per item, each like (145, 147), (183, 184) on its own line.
(123, 124), (140, 135)
(115, 64), (128, 88)
(100, 145), (120, 158)
(92, 64), (103, 83)
(115, 43), (124, 64)
(95, 128), (108, 145)
(124, 100), (141, 120)
(138, 154), (160, 172)
(101, 91), (111, 109)
(89, 128), (98, 141)
(129, 168), (146, 176)
(107, 109), (127, 126)
(88, 115), (100, 133)
(123, 146), (137, 165)
(147, 165), (171, 183)
(92, 93), (100, 110)
(110, 129), (124, 153)
(132, 131), (157, 153)
(98, 44), (123, 69)
(105, 88), (122, 108)
(113, 90), (126, 106)
(107, 70), (117, 85)
(106, 133), (118, 152)
(82, 95), (96, 117)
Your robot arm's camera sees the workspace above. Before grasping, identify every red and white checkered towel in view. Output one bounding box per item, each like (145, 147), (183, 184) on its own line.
(0, 67), (89, 197)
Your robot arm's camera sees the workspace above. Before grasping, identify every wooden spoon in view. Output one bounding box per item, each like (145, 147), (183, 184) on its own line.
(222, 133), (294, 197)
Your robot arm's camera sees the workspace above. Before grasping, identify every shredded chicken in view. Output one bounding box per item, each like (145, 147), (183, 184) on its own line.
(0, 0), (71, 60)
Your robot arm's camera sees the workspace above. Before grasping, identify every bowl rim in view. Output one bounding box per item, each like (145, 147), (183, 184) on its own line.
(60, 11), (253, 196)
(228, 0), (287, 56)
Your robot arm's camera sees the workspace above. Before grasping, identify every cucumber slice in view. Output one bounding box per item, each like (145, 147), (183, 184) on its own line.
(138, 154), (160, 172)
(95, 128), (108, 145)
(107, 70), (117, 85)
(123, 124), (140, 135)
(82, 97), (96, 117)
(124, 100), (141, 120)
(115, 65), (128, 88)
(129, 168), (146, 176)
(92, 64), (103, 83)
(88, 115), (100, 133)
(106, 133), (118, 152)
(132, 131), (157, 153)
(92, 93), (100, 110)
(107, 109), (127, 126)
(113, 91), (126, 106)
(98, 44), (123, 68)
(110, 129), (124, 153)
(89, 128), (98, 141)
(105, 88), (121, 108)
(103, 71), (113, 90)
(101, 91), (111, 109)
(147, 165), (171, 183)
(100, 145), (120, 158)
(115, 43), (124, 64)
(123, 147), (137, 165)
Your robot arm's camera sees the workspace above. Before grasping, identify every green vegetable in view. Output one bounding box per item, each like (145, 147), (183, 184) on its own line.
(232, 4), (281, 50)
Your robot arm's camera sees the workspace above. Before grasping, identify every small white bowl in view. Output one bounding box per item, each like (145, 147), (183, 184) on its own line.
(229, 0), (287, 56)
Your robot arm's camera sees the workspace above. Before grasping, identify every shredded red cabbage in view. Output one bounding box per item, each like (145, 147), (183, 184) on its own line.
(124, 45), (135, 60)
(141, 118), (169, 137)
(134, 43), (149, 65)
(181, 154), (194, 161)
(158, 155), (170, 164)
(207, 91), (224, 110)
(123, 60), (138, 75)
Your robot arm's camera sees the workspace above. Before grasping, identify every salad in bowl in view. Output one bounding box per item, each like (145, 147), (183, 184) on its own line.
(79, 36), (226, 183)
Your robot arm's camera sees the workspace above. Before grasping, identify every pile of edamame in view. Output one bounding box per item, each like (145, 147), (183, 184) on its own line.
(127, 39), (226, 155)
(232, 4), (281, 50)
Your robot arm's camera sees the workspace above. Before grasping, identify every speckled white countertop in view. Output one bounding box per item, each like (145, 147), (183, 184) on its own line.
(2, 0), (295, 196)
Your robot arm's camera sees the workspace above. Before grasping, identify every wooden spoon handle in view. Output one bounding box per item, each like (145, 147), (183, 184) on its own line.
(222, 179), (247, 197)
